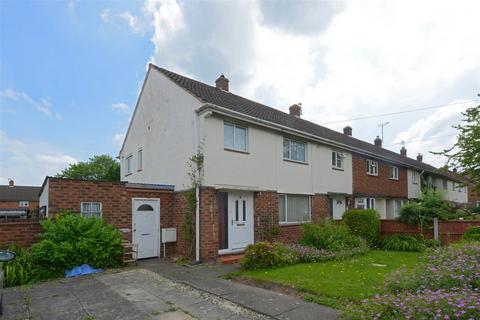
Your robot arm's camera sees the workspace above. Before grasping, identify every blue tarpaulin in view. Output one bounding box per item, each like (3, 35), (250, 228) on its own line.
(65, 264), (103, 278)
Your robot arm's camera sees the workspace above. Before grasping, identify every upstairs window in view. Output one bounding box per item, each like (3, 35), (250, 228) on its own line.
(126, 155), (132, 175)
(81, 202), (102, 218)
(283, 138), (306, 163)
(389, 166), (399, 180)
(224, 122), (247, 152)
(138, 149), (143, 171)
(366, 160), (378, 176)
(331, 151), (345, 169)
(412, 171), (419, 184)
(278, 194), (311, 224)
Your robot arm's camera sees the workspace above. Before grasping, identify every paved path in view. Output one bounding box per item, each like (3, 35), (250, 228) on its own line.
(139, 259), (338, 320)
(2, 269), (270, 320)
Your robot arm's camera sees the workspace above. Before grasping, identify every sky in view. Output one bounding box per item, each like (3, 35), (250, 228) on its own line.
(1, 0), (479, 186)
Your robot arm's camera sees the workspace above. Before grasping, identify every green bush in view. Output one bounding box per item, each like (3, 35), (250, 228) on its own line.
(342, 209), (380, 245)
(300, 221), (367, 251)
(380, 234), (426, 252)
(241, 242), (298, 270)
(0, 245), (33, 287)
(464, 226), (480, 241)
(31, 212), (123, 278)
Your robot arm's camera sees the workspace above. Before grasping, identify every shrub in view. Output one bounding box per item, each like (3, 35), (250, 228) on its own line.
(0, 245), (33, 287)
(300, 221), (367, 251)
(342, 209), (380, 245)
(288, 244), (368, 263)
(380, 234), (426, 252)
(31, 212), (123, 278)
(241, 242), (298, 270)
(464, 226), (480, 241)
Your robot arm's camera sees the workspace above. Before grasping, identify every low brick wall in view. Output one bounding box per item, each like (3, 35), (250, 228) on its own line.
(0, 218), (44, 248)
(380, 219), (480, 245)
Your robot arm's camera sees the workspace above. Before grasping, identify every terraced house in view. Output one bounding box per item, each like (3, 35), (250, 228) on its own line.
(119, 64), (468, 260)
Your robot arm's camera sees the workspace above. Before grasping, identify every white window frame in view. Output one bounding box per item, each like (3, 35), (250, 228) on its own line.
(283, 138), (307, 163)
(19, 201), (29, 208)
(331, 151), (345, 170)
(126, 154), (133, 175)
(366, 160), (378, 176)
(412, 171), (419, 184)
(223, 122), (248, 152)
(137, 148), (143, 171)
(389, 166), (399, 180)
(278, 194), (312, 224)
(80, 202), (102, 218)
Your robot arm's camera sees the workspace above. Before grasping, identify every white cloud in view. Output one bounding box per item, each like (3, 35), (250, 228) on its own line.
(0, 131), (78, 185)
(1, 88), (62, 119)
(120, 11), (143, 34)
(391, 101), (474, 166)
(111, 102), (129, 112)
(113, 133), (125, 147)
(100, 8), (110, 22)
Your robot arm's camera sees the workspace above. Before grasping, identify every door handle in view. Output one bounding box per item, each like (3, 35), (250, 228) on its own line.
(141, 233), (150, 236)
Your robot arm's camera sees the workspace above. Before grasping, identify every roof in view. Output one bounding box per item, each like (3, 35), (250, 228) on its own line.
(152, 64), (463, 182)
(0, 185), (41, 201)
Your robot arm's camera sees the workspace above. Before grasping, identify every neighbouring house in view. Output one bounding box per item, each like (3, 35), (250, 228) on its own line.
(116, 64), (468, 260)
(468, 181), (480, 206)
(0, 180), (40, 219)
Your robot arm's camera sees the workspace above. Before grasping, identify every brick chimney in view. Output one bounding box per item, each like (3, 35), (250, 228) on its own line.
(343, 126), (352, 136)
(215, 74), (229, 91)
(417, 153), (423, 162)
(400, 146), (407, 156)
(289, 103), (302, 117)
(8, 179), (14, 187)
(374, 136), (382, 147)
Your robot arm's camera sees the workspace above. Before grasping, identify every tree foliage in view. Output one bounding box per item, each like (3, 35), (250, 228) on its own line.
(56, 154), (120, 181)
(433, 105), (480, 191)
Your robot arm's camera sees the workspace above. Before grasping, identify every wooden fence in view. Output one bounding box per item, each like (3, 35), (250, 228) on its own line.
(380, 219), (480, 245)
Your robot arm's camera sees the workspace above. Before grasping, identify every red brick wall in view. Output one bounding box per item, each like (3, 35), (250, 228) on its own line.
(352, 154), (408, 198)
(0, 201), (39, 210)
(199, 187), (219, 260)
(254, 191), (279, 242)
(172, 191), (193, 259)
(468, 182), (480, 205)
(0, 219), (43, 248)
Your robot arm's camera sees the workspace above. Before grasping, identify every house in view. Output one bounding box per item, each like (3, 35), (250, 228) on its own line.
(0, 180), (40, 219)
(118, 64), (467, 260)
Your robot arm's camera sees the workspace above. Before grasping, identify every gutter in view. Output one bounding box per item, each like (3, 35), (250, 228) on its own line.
(196, 104), (462, 182)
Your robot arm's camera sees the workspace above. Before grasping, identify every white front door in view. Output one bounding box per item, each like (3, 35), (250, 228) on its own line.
(228, 192), (254, 250)
(332, 197), (346, 220)
(132, 198), (160, 259)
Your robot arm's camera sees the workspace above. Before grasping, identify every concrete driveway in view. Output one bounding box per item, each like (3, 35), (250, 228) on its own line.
(1, 269), (269, 320)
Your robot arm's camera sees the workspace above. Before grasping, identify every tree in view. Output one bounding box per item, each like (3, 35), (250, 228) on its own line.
(433, 105), (480, 191)
(56, 154), (120, 181)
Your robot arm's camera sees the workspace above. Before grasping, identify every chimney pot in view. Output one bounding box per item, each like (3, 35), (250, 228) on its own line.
(289, 103), (302, 117)
(215, 74), (229, 91)
(417, 153), (423, 162)
(8, 179), (14, 187)
(400, 146), (407, 156)
(374, 136), (382, 147)
(343, 126), (352, 136)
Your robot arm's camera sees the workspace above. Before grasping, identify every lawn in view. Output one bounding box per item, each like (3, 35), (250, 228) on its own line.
(240, 250), (423, 307)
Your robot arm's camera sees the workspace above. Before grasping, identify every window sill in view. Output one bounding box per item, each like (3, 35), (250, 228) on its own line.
(332, 167), (344, 171)
(224, 147), (249, 154)
(389, 178), (399, 181)
(283, 159), (308, 165)
(366, 173), (378, 177)
(280, 221), (311, 226)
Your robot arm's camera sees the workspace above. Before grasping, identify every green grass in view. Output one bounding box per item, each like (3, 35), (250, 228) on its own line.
(240, 250), (423, 307)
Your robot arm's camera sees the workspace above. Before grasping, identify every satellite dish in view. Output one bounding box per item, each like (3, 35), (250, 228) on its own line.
(0, 250), (16, 262)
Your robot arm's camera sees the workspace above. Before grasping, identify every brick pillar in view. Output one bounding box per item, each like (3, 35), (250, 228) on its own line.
(312, 194), (330, 223)
(253, 191), (279, 242)
(199, 187), (219, 260)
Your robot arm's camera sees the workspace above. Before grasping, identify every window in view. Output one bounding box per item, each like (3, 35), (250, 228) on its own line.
(19, 201), (29, 207)
(81, 202), (102, 218)
(393, 200), (405, 217)
(366, 160), (378, 176)
(443, 179), (448, 190)
(355, 197), (375, 210)
(412, 171), (419, 184)
(137, 149), (143, 171)
(126, 155), (132, 175)
(278, 194), (311, 224)
(331, 151), (344, 169)
(283, 138), (306, 163)
(224, 122), (247, 152)
(389, 166), (399, 180)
